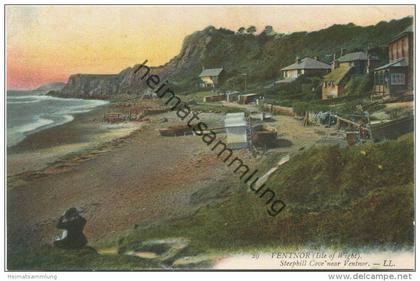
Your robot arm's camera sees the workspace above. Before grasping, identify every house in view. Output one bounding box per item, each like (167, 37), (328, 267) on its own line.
(198, 67), (224, 88)
(224, 112), (249, 149)
(238, 93), (261, 104)
(373, 26), (413, 97)
(281, 57), (331, 80)
(321, 65), (353, 99)
(335, 51), (379, 74)
(321, 51), (379, 100)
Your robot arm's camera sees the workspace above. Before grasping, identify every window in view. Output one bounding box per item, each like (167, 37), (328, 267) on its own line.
(375, 73), (382, 84)
(390, 73), (405, 85)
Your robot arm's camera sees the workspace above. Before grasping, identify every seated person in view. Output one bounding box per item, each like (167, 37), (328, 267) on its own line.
(54, 207), (87, 249)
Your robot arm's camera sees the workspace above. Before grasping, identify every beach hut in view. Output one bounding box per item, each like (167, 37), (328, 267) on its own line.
(224, 112), (249, 149)
(225, 91), (241, 103)
(238, 93), (260, 104)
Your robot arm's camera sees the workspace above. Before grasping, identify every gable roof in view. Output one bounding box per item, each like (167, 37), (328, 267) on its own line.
(199, 68), (224, 77)
(323, 65), (353, 84)
(337, 52), (378, 62)
(281, 57), (331, 71)
(374, 58), (408, 71)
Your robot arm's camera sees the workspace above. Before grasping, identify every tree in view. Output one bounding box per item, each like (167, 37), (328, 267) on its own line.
(237, 27), (246, 35)
(246, 26), (256, 35)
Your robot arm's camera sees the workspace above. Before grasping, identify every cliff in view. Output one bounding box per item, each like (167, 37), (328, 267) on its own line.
(58, 74), (123, 99)
(53, 17), (412, 99)
(34, 82), (65, 92)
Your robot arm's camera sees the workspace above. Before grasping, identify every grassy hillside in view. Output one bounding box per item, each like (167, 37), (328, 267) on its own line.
(53, 17), (412, 99)
(169, 17), (412, 92)
(8, 247), (160, 270)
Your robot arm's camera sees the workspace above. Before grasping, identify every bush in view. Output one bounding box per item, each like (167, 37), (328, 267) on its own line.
(292, 101), (330, 116)
(344, 74), (374, 97)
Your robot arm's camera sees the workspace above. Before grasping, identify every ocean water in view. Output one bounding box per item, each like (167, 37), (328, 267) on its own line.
(7, 90), (108, 147)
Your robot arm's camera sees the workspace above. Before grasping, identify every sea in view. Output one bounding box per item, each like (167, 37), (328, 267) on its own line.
(7, 90), (108, 147)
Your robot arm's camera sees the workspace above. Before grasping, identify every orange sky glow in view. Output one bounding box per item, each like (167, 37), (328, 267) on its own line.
(6, 5), (414, 90)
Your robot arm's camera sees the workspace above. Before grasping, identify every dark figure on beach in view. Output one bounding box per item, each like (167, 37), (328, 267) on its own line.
(54, 207), (87, 249)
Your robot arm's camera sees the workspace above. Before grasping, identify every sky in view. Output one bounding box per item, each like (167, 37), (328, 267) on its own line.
(6, 5), (414, 90)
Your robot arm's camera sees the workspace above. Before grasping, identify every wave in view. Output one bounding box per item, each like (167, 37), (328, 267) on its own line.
(7, 116), (56, 147)
(12, 116), (56, 134)
(7, 94), (108, 104)
(7, 99), (42, 104)
(7, 95), (109, 147)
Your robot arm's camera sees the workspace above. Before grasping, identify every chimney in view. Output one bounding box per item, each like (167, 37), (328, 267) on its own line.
(332, 53), (338, 70)
(202, 65), (205, 71)
(314, 56), (319, 61)
(340, 48), (344, 57)
(296, 56), (301, 64)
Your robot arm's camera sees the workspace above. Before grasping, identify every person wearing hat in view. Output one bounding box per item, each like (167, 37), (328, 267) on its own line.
(54, 207), (87, 249)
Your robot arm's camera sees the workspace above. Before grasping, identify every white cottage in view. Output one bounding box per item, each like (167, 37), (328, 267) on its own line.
(224, 112), (249, 149)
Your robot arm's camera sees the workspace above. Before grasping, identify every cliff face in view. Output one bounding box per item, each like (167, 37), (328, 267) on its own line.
(53, 17), (412, 100)
(34, 82), (66, 92)
(59, 74), (122, 99)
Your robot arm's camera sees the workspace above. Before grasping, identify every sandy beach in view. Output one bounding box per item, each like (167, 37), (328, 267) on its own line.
(6, 100), (414, 271)
(7, 103), (240, 253)
(7, 99), (347, 254)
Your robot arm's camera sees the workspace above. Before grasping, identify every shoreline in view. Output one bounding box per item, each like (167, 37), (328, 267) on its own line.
(7, 103), (141, 178)
(7, 92), (109, 148)
(7, 106), (237, 252)
(7, 98), (414, 270)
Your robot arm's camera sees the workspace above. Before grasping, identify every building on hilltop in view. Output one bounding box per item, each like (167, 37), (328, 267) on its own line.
(321, 50), (379, 100)
(335, 51), (379, 74)
(280, 57), (331, 81)
(198, 67), (224, 88)
(321, 65), (353, 99)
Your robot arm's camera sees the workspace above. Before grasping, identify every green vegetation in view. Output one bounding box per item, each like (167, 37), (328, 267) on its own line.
(262, 76), (331, 115)
(180, 90), (215, 102)
(291, 102), (330, 116)
(385, 106), (413, 120)
(190, 103), (245, 114)
(9, 134), (414, 269)
(8, 246), (160, 271)
(344, 74), (374, 97)
(264, 76), (322, 102)
(324, 65), (352, 84)
(118, 133), (414, 252)
(170, 17), (412, 91)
